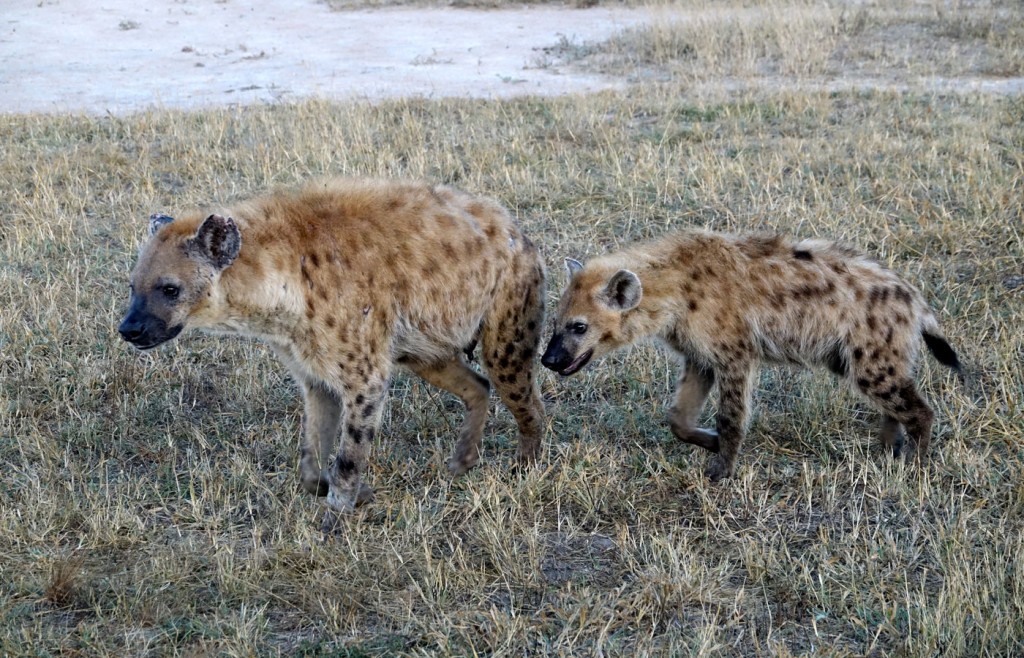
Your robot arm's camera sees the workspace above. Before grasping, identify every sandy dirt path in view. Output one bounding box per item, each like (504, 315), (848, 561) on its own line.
(1, 0), (650, 115)
(3, 1), (1020, 116)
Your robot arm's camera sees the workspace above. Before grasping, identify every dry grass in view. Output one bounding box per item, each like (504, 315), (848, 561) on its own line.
(2, 3), (1024, 656)
(552, 0), (1024, 89)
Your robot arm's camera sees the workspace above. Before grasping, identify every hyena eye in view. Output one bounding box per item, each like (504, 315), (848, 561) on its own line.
(160, 284), (181, 300)
(569, 322), (588, 335)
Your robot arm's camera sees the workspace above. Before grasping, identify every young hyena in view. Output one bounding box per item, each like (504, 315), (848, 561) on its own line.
(119, 179), (546, 529)
(541, 230), (960, 482)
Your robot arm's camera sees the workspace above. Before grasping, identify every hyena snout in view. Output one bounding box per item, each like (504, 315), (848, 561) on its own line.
(541, 333), (593, 376)
(118, 298), (182, 350)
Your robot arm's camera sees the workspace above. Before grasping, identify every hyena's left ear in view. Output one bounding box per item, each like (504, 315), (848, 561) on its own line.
(186, 214), (241, 270)
(601, 269), (642, 311)
(564, 258), (584, 280)
(148, 213), (175, 237)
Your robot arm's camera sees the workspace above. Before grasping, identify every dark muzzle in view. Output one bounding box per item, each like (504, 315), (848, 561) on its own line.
(541, 334), (593, 376)
(118, 296), (181, 350)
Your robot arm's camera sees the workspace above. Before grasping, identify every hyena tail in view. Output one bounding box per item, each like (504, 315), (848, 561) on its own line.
(921, 323), (962, 377)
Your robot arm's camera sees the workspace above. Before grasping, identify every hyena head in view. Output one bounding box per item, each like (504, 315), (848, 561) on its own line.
(541, 258), (642, 376)
(118, 212), (241, 350)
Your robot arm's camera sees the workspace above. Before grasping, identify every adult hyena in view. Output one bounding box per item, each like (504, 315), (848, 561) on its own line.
(119, 179), (546, 529)
(541, 230), (960, 481)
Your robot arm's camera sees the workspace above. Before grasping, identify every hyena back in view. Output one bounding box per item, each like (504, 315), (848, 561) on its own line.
(119, 179), (546, 529)
(541, 231), (960, 481)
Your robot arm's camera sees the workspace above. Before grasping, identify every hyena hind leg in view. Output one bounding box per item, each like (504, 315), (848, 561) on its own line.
(667, 360), (719, 453)
(860, 378), (935, 463)
(406, 357), (491, 475)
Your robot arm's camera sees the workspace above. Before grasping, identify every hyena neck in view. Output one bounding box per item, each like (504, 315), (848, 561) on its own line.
(204, 237), (305, 342)
(622, 304), (671, 345)
(623, 295), (675, 344)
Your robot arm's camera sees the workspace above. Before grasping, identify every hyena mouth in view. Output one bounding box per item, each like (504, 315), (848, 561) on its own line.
(124, 325), (184, 350)
(559, 349), (594, 376)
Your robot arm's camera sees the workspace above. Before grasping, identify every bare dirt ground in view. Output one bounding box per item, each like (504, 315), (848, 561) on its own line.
(3, 0), (1022, 116)
(1, 0), (650, 114)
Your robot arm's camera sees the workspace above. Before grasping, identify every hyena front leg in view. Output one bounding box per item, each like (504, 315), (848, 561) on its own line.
(271, 344), (339, 496)
(705, 361), (756, 482)
(667, 360), (719, 452)
(297, 381), (341, 496)
(321, 369), (389, 532)
(405, 357), (491, 475)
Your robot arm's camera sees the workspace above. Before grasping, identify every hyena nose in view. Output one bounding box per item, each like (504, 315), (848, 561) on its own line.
(541, 340), (565, 370)
(118, 318), (144, 342)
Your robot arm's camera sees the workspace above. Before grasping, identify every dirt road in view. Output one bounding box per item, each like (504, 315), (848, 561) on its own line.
(3, 0), (1020, 116)
(1, 0), (648, 115)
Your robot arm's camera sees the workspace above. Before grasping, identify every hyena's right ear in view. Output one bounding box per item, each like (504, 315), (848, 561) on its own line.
(148, 213), (175, 237)
(186, 214), (241, 270)
(564, 258), (584, 280)
(601, 269), (642, 311)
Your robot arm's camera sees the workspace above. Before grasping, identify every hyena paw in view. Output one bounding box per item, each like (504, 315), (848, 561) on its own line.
(355, 482), (375, 505)
(325, 482), (374, 513)
(902, 441), (929, 466)
(320, 482), (375, 533)
(320, 509), (343, 534)
(514, 442), (541, 469)
(447, 446), (480, 476)
(705, 455), (734, 482)
(299, 476), (330, 497)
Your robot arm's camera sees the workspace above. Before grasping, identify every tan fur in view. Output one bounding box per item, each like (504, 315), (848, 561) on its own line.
(542, 230), (959, 481)
(121, 179), (546, 529)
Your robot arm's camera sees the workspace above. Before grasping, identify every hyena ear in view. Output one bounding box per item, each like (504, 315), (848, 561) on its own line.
(186, 214), (241, 270)
(564, 258), (584, 279)
(601, 269), (642, 311)
(148, 213), (175, 237)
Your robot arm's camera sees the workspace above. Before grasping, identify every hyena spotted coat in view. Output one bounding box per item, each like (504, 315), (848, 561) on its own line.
(541, 230), (960, 481)
(119, 179), (546, 528)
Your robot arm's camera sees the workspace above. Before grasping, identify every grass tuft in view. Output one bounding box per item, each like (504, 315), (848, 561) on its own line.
(42, 554), (86, 610)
